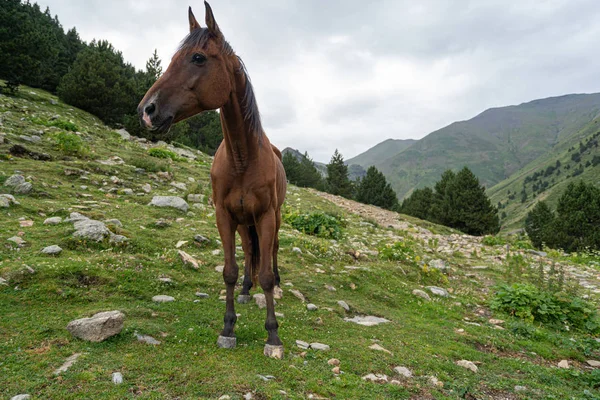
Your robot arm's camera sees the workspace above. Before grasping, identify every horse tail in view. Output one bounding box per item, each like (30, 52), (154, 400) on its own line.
(249, 225), (260, 286)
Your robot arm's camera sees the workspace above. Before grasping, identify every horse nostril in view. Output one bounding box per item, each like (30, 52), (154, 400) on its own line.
(145, 103), (156, 115)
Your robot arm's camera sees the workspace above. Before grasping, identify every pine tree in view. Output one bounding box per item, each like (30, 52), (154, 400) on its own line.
(430, 169), (456, 226)
(525, 201), (555, 249)
(355, 166), (398, 210)
(282, 151), (300, 183)
(296, 152), (324, 188)
(145, 49), (163, 82)
(399, 187), (434, 219)
(325, 149), (353, 198)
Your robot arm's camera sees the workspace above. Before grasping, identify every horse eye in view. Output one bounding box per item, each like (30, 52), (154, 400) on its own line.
(192, 53), (207, 64)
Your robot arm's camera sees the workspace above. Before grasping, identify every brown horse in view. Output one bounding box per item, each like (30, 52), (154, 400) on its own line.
(138, 2), (287, 358)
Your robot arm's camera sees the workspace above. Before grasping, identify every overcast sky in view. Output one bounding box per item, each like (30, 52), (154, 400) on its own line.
(38, 0), (600, 162)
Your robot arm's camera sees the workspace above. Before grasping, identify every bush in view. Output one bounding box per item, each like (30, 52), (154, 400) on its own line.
(129, 156), (171, 172)
(491, 283), (599, 332)
(378, 240), (416, 264)
(54, 132), (87, 156)
(482, 235), (507, 246)
(32, 117), (79, 132)
(284, 211), (344, 239)
(148, 147), (180, 161)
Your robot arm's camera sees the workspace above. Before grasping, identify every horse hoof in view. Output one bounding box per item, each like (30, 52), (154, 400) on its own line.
(217, 335), (236, 349)
(264, 344), (284, 359)
(237, 294), (251, 304)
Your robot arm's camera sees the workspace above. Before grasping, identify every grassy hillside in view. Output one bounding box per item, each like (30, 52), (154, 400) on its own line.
(375, 93), (600, 199)
(2, 86), (600, 399)
(346, 139), (416, 169)
(488, 116), (600, 231)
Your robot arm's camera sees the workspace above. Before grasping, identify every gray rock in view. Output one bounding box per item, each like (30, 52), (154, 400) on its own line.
(65, 212), (89, 222)
(73, 219), (111, 242)
(215, 265), (224, 273)
(528, 249), (548, 257)
(135, 333), (161, 345)
(148, 196), (189, 212)
(187, 194), (205, 203)
(290, 289), (306, 302)
(194, 234), (209, 244)
(337, 300), (350, 311)
(170, 182), (187, 191)
(152, 295), (175, 303)
(344, 315), (390, 326)
(429, 259), (448, 271)
(307, 303), (318, 311)
(296, 340), (310, 349)
(195, 292), (209, 298)
(586, 360), (600, 367)
(141, 183), (152, 193)
(67, 311), (125, 342)
(456, 360), (478, 372)
(362, 373), (388, 383)
(116, 128), (130, 141)
(109, 235), (128, 244)
(310, 342), (330, 351)
(0, 277), (8, 285)
(119, 188), (134, 195)
(412, 289), (431, 301)
(44, 216), (63, 225)
(7, 236), (26, 246)
(292, 247), (302, 254)
(13, 182), (33, 194)
(514, 386), (527, 392)
(112, 372), (124, 384)
(0, 196), (10, 208)
(4, 174), (25, 187)
(254, 293), (267, 309)
(426, 286), (449, 297)
(105, 219), (123, 228)
(42, 245), (62, 255)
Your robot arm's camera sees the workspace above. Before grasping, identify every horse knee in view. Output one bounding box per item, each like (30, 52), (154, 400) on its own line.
(223, 263), (239, 285)
(259, 271), (275, 291)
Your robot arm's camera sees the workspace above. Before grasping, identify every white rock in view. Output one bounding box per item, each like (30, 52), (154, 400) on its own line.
(42, 245), (62, 255)
(148, 196), (189, 212)
(54, 353), (82, 375)
(296, 340), (310, 349)
(187, 194), (205, 203)
(142, 183), (152, 193)
(337, 300), (350, 311)
(253, 293), (266, 309)
(44, 216), (62, 225)
(7, 236), (26, 246)
(412, 289), (431, 301)
(179, 250), (199, 270)
(153, 295), (175, 303)
(310, 342), (330, 351)
(362, 373), (388, 383)
(586, 360), (600, 367)
(215, 265), (224, 273)
(456, 360), (478, 373)
(344, 316), (390, 326)
(426, 286), (449, 297)
(14, 182), (32, 195)
(292, 247), (302, 254)
(290, 289), (306, 302)
(112, 372), (123, 384)
(306, 303), (318, 311)
(369, 344), (392, 354)
(557, 360), (569, 369)
(10, 395), (31, 400)
(394, 366), (413, 378)
(135, 333), (161, 345)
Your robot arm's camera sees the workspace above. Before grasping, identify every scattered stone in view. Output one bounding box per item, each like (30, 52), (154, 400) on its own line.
(0, 277), (8, 285)
(4, 174), (25, 187)
(337, 300), (350, 311)
(310, 342), (330, 351)
(586, 360), (600, 367)
(67, 311), (124, 342)
(10, 395), (31, 400)
(153, 295), (175, 303)
(514, 385), (527, 392)
(195, 292), (209, 298)
(14, 182), (33, 194)
(292, 247), (302, 254)
(328, 358), (340, 366)
(296, 340), (310, 349)
(194, 234), (209, 244)
(273, 286), (283, 299)
(471, 265), (488, 270)
(218, 396), (231, 400)
(44, 216), (62, 225)
(344, 316), (390, 326)
(528, 249), (548, 257)
(456, 360), (478, 373)
(0, 196), (10, 208)
(488, 318), (504, 325)
(215, 265), (224, 273)
(104, 219), (123, 227)
(7, 236), (26, 246)
(362, 373), (388, 383)
(109, 235), (128, 244)
(112, 372), (124, 384)
(187, 194), (205, 203)
(211, 249), (221, 256)
(557, 360), (569, 369)
(73, 219), (112, 242)
(332, 366), (340, 374)
(325, 284), (336, 292)
(257, 374), (276, 381)
(98, 156), (125, 166)
(54, 353), (82, 375)
(135, 333), (161, 345)
(369, 344), (392, 354)
(429, 259), (448, 271)
(412, 289), (431, 301)
(426, 286), (449, 297)
(116, 128), (130, 140)
(176, 240), (188, 248)
(155, 218), (172, 228)
(158, 277), (172, 283)
(394, 366), (413, 378)
(41, 245), (62, 255)
(170, 182), (187, 191)
(290, 289), (306, 302)
(178, 250), (199, 269)
(254, 293), (267, 309)
(19, 220), (33, 227)
(307, 303), (318, 311)
(428, 376), (444, 387)
(243, 393), (253, 400)
(148, 196), (189, 212)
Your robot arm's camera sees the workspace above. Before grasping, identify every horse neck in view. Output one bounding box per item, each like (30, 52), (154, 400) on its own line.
(219, 67), (261, 174)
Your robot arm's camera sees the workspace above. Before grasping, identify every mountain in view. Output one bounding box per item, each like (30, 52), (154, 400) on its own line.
(346, 138), (416, 168)
(282, 147), (328, 176)
(374, 93), (600, 200)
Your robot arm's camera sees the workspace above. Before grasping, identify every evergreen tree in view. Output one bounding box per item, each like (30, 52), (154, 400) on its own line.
(325, 149), (353, 198)
(355, 166), (398, 210)
(444, 167), (500, 235)
(525, 201), (555, 249)
(430, 169), (456, 226)
(399, 187), (434, 220)
(282, 151), (300, 183)
(296, 152), (324, 188)
(145, 49), (162, 82)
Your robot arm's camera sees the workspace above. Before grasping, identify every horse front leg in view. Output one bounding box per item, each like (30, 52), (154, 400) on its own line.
(256, 209), (283, 359)
(215, 206), (238, 349)
(237, 226), (253, 303)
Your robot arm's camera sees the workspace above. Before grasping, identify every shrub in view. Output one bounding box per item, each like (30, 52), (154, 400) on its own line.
(32, 117), (79, 132)
(54, 132), (87, 156)
(148, 147), (180, 161)
(378, 240), (416, 264)
(491, 283), (599, 332)
(482, 235), (507, 246)
(284, 211), (344, 239)
(128, 156), (171, 173)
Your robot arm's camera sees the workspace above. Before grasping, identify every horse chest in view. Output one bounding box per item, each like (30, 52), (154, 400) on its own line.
(223, 189), (269, 224)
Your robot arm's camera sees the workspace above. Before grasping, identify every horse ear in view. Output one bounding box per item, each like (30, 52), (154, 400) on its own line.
(204, 1), (222, 37)
(189, 6), (201, 32)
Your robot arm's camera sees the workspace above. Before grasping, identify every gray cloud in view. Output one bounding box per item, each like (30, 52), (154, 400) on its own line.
(38, 0), (600, 162)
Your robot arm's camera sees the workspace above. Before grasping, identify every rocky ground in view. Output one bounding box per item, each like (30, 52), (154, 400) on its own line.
(1, 86), (600, 399)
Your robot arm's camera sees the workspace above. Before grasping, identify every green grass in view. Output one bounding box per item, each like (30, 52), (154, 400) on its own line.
(1, 86), (600, 399)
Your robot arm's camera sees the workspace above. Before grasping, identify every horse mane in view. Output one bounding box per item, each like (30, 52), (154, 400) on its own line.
(178, 28), (263, 136)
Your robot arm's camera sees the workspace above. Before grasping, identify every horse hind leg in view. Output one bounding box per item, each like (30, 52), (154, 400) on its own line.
(273, 210), (282, 288)
(215, 207), (238, 349)
(237, 226), (253, 304)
